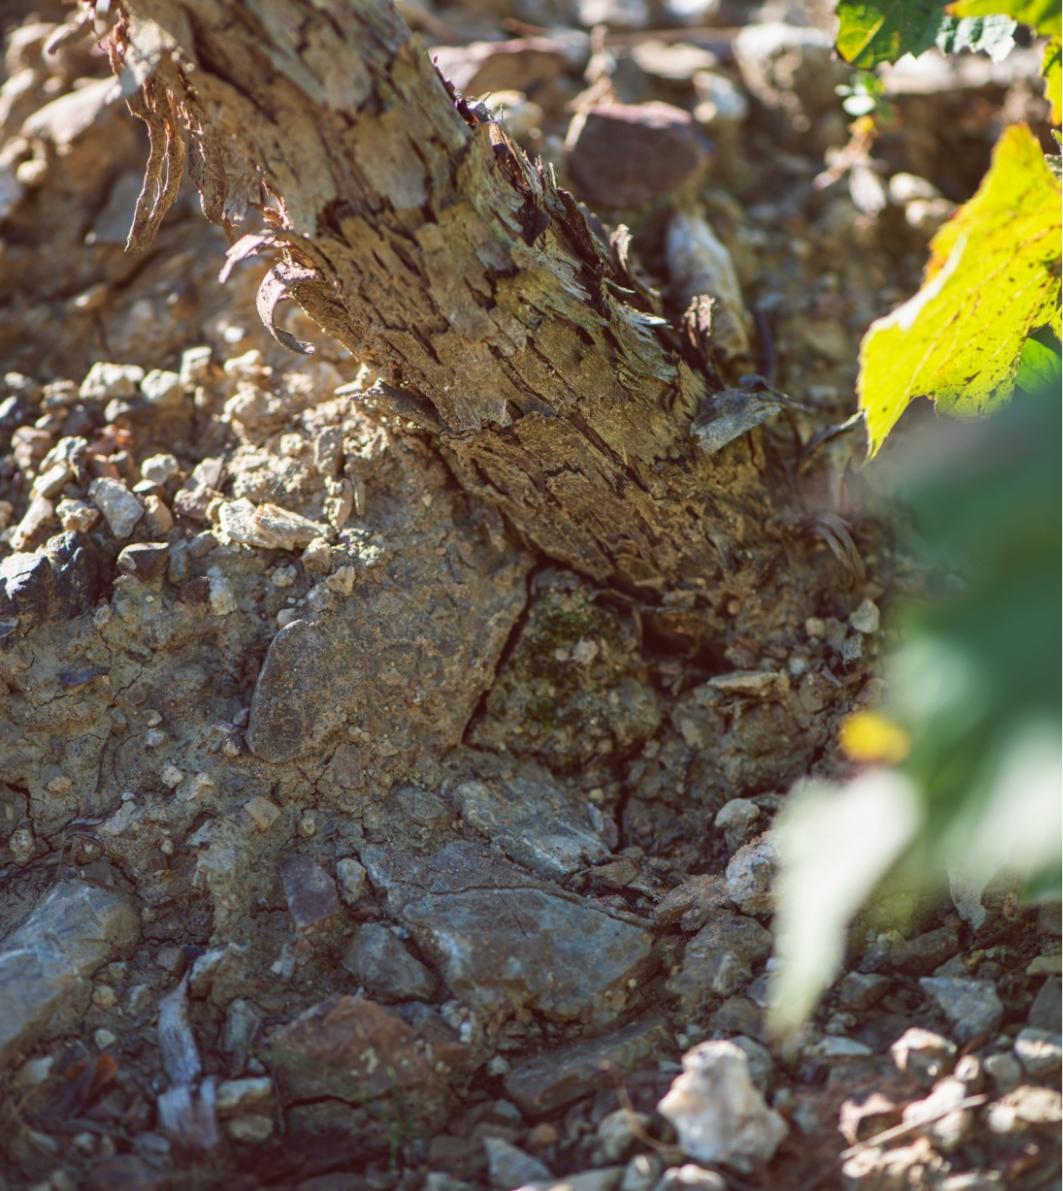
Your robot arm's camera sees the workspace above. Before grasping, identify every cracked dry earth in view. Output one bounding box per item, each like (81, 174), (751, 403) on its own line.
(0, 4), (1060, 1191)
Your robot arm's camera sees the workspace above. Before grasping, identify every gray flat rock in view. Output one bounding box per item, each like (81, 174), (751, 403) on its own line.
(361, 841), (656, 1025)
(0, 881), (140, 1065)
(454, 777), (610, 880)
(504, 1017), (670, 1115)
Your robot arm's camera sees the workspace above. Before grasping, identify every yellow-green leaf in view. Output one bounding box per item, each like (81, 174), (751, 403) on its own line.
(948, 0), (1061, 37)
(836, 0), (949, 67)
(858, 123), (1062, 456)
(1044, 36), (1061, 124)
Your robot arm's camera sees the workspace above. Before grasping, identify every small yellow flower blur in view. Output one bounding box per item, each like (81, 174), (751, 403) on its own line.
(839, 711), (911, 765)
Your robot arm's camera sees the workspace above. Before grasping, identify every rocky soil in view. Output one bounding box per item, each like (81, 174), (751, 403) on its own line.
(0, 2), (1059, 1191)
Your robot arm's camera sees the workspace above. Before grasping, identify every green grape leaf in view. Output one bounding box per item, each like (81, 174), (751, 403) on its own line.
(936, 13), (1017, 59)
(858, 123), (1062, 456)
(1044, 36), (1061, 124)
(1016, 336), (1063, 390)
(948, 0), (1061, 37)
(835, 0), (948, 67)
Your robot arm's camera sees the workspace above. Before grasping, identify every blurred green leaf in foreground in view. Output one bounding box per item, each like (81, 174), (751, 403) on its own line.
(770, 366), (1062, 1035)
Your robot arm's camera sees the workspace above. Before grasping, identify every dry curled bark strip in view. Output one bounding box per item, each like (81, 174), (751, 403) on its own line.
(109, 0), (855, 641)
(122, 73), (186, 252)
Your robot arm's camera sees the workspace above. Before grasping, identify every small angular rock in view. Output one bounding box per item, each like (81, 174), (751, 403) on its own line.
(565, 102), (710, 208)
(658, 1040), (788, 1173)
(484, 1137), (551, 1191)
(267, 995), (434, 1100)
(505, 1017), (670, 1115)
(455, 776), (610, 880)
(725, 832), (777, 915)
(117, 542), (169, 583)
(89, 476), (144, 539)
(281, 854), (341, 929)
(342, 923), (437, 1002)
(890, 1028), (957, 1086)
(919, 977), (1003, 1044)
(714, 799), (760, 852)
(1013, 1028), (1062, 1081)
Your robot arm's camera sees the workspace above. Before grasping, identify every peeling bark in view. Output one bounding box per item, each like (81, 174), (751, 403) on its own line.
(111, 0), (841, 644)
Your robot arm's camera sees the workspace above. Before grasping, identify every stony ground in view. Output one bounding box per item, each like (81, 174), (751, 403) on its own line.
(0, 2), (1059, 1191)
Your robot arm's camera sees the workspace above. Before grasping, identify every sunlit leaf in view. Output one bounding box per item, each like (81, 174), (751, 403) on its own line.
(1044, 36), (1062, 125)
(948, 0), (1061, 37)
(835, 0), (947, 67)
(858, 123), (1062, 455)
(936, 13), (1016, 59)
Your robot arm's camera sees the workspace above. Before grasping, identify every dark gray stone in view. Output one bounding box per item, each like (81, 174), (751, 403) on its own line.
(1028, 977), (1062, 1032)
(919, 977), (1003, 1045)
(247, 618), (354, 763)
(0, 550), (51, 630)
(281, 853), (341, 929)
(45, 531), (98, 619)
(667, 910), (773, 1012)
(839, 972), (891, 1011)
(566, 102), (711, 208)
(342, 923), (437, 1002)
(892, 927), (960, 976)
(362, 841), (656, 1025)
(117, 542), (170, 583)
(504, 1017), (670, 1115)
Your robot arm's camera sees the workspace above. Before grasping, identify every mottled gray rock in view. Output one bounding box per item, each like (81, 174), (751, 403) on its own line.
(839, 971), (891, 1011)
(565, 102), (710, 208)
(920, 977), (1003, 1045)
(362, 842), (656, 1025)
(247, 619), (352, 763)
(714, 799), (760, 853)
(281, 854), (341, 929)
(336, 858), (367, 905)
(724, 833), (777, 916)
(658, 1041), (787, 1173)
(1028, 976), (1061, 1031)
(728, 1035), (773, 1094)
(667, 911), (772, 1011)
(454, 776), (609, 880)
(342, 923), (437, 1002)
(890, 1028), (957, 1087)
(984, 1050), (1022, 1093)
(140, 369), (183, 408)
(468, 569), (660, 772)
(484, 1137), (551, 1191)
(79, 361), (144, 402)
(0, 881), (140, 1065)
(504, 1017), (670, 1114)
(1013, 1028), (1062, 1081)
(654, 874), (730, 933)
(892, 927), (960, 976)
(1037, 901), (1062, 937)
(89, 476), (144, 539)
